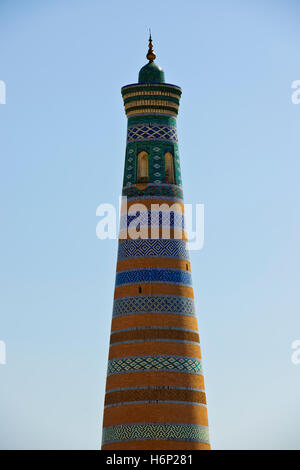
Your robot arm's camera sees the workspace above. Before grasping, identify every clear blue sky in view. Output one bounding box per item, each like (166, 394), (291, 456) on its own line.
(1, 0), (300, 449)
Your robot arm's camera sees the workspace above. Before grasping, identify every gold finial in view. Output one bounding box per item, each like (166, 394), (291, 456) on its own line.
(146, 30), (156, 62)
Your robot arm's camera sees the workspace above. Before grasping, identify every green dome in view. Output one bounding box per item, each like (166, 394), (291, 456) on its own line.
(138, 61), (165, 84)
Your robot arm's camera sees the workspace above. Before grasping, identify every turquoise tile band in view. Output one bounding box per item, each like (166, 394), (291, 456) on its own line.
(102, 423), (210, 445)
(107, 355), (203, 376)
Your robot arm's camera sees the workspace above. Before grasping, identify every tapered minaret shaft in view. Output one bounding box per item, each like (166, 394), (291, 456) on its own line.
(101, 37), (210, 450)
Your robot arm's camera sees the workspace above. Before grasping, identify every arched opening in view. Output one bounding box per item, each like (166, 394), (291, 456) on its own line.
(137, 151), (149, 183)
(164, 151), (175, 184)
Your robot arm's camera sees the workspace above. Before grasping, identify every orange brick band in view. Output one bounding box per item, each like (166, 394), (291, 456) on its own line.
(110, 328), (199, 345)
(104, 388), (207, 407)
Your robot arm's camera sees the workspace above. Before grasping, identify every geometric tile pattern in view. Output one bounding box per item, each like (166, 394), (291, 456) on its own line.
(102, 423), (210, 445)
(127, 124), (178, 143)
(107, 355), (203, 376)
(112, 295), (196, 317)
(115, 268), (192, 287)
(120, 210), (185, 231)
(117, 239), (190, 261)
(123, 183), (184, 199)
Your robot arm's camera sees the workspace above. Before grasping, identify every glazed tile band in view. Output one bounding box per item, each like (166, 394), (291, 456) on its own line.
(122, 184), (184, 199)
(117, 239), (190, 261)
(127, 124), (178, 143)
(107, 355), (203, 376)
(112, 295), (196, 317)
(115, 268), (192, 288)
(102, 423), (209, 445)
(119, 211), (185, 231)
(121, 83), (182, 95)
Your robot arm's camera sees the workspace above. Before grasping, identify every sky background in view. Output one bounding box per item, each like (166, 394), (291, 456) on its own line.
(0, 0), (300, 450)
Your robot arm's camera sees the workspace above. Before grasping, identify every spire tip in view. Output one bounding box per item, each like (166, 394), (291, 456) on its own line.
(146, 30), (156, 62)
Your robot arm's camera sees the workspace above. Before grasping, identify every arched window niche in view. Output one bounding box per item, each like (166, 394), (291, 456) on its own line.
(164, 151), (175, 184)
(137, 151), (149, 183)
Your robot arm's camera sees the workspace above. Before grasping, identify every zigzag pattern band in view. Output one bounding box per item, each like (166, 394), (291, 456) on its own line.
(117, 239), (190, 261)
(102, 423), (210, 445)
(107, 355), (203, 376)
(112, 295), (196, 317)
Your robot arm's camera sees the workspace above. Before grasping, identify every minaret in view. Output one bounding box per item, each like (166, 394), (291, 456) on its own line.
(101, 36), (210, 450)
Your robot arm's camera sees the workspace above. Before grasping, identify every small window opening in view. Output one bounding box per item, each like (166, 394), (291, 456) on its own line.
(165, 151), (175, 184)
(137, 151), (149, 183)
